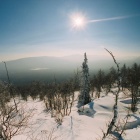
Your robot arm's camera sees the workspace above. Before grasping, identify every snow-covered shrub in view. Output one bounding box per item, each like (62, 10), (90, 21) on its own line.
(0, 100), (33, 140)
(44, 81), (75, 125)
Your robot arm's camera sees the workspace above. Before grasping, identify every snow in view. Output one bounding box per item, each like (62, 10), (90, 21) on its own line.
(10, 91), (140, 140)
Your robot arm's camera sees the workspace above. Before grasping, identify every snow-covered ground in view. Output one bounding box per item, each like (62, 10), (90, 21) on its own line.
(12, 91), (140, 140)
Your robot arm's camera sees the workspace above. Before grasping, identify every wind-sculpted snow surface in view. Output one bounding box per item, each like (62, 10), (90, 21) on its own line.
(11, 91), (140, 140)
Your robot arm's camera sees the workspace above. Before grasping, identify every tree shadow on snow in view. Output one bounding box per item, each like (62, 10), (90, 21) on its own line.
(124, 115), (140, 130)
(120, 99), (132, 104)
(99, 105), (110, 110)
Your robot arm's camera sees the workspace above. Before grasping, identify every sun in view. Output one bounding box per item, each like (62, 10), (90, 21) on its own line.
(70, 13), (86, 29)
(74, 17), (84, 27)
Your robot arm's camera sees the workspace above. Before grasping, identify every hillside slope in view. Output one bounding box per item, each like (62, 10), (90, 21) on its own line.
(12, 91), (140, 140)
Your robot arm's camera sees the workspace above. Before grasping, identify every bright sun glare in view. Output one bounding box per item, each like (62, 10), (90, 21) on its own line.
(70, 13), (86, 29)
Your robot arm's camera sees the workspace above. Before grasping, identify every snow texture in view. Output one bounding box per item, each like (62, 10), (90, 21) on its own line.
(10, 90), (140, 140)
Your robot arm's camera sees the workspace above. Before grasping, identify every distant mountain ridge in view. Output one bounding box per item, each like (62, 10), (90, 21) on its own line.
(0, 55), (139, 85)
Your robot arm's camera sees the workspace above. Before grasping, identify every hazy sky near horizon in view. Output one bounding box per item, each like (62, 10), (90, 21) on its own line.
(0, 0), (140, 61)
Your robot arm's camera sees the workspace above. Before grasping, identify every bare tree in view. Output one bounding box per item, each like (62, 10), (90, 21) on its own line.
(44, 80), (75, 126)
(2, 61), (18, 111)
(127, 63), (140, 112)
(102, 48), (121, 139)
(0, 98), (33, 140)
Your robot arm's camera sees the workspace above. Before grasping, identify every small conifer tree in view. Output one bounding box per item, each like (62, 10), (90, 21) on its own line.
(78, 53), (91, 106)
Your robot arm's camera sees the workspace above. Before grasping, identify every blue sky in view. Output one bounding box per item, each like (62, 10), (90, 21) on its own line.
(0, 0), (140, 60)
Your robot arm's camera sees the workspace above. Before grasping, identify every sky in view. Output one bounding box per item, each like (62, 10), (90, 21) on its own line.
(0, 0), (140, 61)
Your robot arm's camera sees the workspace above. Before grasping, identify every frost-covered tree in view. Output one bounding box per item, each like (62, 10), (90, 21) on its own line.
(78, 53), (91, 106)
(120, 64), (128, 90)
(127, 63), (140, 112)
